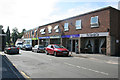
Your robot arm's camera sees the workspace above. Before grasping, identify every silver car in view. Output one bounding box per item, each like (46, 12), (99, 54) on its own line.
(32, 45), (45, 53)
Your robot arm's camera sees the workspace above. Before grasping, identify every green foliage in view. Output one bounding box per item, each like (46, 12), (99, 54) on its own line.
(6, 26), (10, 45)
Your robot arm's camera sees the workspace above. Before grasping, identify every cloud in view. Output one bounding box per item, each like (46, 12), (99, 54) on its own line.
(0, 0), (59, 32)
(0, 0), (119, 33)
(58, 0), (119, 2)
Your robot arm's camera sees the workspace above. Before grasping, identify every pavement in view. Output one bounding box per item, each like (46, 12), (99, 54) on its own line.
(70, 52), (119, 65)
(0, 52), (25, 80)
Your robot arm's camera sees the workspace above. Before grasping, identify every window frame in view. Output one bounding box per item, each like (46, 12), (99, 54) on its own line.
(75, 20), (82, 30)
(90, 16), (99, 28)
(64, 23), (69, 31)
(54, 25), (59, 33)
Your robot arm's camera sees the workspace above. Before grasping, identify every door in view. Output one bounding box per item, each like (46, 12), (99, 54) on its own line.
(94, 39), (99, 53)
(50, 46), (54, 54)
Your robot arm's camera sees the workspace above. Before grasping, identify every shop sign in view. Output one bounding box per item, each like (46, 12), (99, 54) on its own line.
(62, 34), (80, 38)
(50, 35), (61, 39)
(86, 33), (99, 37)
(23, 38), (32, 40)
(80, 32), (109, 37)
(32, 38), (38, 40)
(39, 36), (50, 39)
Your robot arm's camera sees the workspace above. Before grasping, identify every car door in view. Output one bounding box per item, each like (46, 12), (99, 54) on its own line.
(47, 45), (51, 54)
(50, 45), (54, 54)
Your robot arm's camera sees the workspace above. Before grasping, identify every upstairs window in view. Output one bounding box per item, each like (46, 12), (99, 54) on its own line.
(76, 20), (82, 29)
(40, 28), (45, 34)
(91, 16), (99, 28)
(48, 25), (52, 33)
(64, 23), (69, 31)
(54, 25), (59, 33)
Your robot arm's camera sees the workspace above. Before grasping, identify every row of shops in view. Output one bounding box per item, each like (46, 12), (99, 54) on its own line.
(24, 32), (109, 54)
(23, 6), (120, 56)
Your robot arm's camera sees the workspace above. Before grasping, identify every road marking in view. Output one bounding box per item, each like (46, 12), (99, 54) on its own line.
(20, 71), (32, 80)
(64, 62), (109, 75)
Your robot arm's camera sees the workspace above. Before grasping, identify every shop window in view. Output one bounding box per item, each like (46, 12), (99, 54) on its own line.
(40, 28), (45, 34)
(54, 25), (59, 33)
(64, 23), (69, 31)
(91, 16), (99, 28)
(76, 20), (82, 29)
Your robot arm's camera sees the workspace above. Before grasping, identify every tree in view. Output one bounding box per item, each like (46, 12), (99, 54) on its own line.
(18, 29), (26, 38)
(11, 27), (19, 45)
(6, 26), (10, 45)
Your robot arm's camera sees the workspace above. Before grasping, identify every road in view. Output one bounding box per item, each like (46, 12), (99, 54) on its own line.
(2, 50), (118, 78)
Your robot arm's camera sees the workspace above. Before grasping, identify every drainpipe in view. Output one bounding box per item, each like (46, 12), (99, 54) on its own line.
(70, 36), (73, 55)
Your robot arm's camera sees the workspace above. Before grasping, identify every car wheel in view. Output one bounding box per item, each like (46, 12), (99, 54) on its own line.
(32, 49), (34, 52)
(45, 50), (49, 55)
(54, 52), (58, 57)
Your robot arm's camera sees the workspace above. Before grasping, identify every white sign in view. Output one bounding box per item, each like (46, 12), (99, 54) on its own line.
(50, 35), (61, 39)
(80, 32), (109, 37)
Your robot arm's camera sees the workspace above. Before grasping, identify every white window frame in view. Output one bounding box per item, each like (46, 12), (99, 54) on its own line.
(48, 26), (52, 33)
(40, 28), (45, 34)
(75, 20), (82, 29)
(54, 25), (59, 33)
(64, 23), (69, 31)
(91, 16), (99, 28)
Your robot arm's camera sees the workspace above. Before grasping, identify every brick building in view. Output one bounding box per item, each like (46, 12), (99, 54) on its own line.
(23, 6), (120, 56)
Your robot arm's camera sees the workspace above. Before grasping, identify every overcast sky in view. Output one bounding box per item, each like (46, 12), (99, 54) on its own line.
(0, 0), (119, 32)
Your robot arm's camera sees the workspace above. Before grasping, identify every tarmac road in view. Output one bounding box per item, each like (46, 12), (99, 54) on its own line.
(1, 50), (118, 79)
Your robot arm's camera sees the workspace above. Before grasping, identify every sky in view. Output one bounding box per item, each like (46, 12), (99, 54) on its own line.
(0, 0), (119, 33)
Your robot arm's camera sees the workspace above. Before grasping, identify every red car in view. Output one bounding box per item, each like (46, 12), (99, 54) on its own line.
(45, 44), (69, 56)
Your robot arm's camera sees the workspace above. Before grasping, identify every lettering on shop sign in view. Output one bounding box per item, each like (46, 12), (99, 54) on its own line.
(86, 33), (99, 37)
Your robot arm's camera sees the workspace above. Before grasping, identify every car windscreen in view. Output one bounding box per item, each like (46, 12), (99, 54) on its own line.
(17, 43), (23, 45)
(54, 45), (65, 48)
(26, 45), (31, 47)
(39, 46), (44, 48)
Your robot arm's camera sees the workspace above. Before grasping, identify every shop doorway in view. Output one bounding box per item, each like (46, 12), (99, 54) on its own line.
(32, 40), (38, 47)
(94, 39), (99, 53)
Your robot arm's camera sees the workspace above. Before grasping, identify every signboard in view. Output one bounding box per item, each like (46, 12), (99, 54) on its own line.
(80, 32), (109, 37)
(23, 38), (32, 40)
(32, 38), (38, 40)
(39, 36), (50, 39)
(62, 34), (80, 38)
(50, 35), (61, 39)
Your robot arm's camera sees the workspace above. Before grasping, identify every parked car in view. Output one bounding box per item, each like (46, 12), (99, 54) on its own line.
(32, 45), (45, 53)
(16, 43), (23, 49)
(45, 44), (69, 56)
(4, 45), (19, 54)
(22, 44), (32, 50)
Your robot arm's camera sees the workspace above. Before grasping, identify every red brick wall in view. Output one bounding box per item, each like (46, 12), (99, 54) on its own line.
(37, 9), (110, 37)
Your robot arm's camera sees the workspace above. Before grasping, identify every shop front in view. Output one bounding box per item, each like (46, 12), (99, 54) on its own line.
(23, 38), (32, 45)
(32, 38), (38, 47)
(50, 35), (61, 44)
(80, 32), (109, 54)
(62, 34), (80, 53)
(39, 36), (50, 47)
